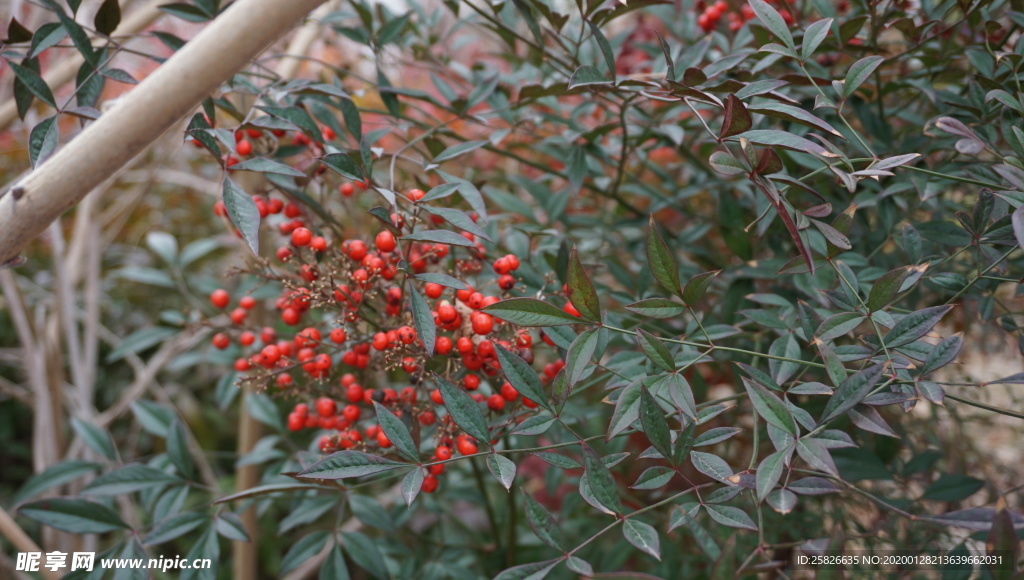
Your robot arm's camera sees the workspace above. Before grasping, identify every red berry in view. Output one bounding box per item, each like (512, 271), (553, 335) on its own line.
(422, 474), (439, 493)
(463, 374), (480, 390)
(230, 308), (247, 325)
(340, 183), (355, 197)
(292, 227), (312, 247)
(316, 397), (337, 418)
(212, 333), (230, 350)
(471, 312), (494, 335)
(210, 289), (230, 309)
(330, 328), (347, 344)
(239, 331), (255, 346)
(375, 230), (397, 253)
(456, 437), (478, 455)
(487, 394), (505, 411)
(501, 382), (519, 401)
(236, 140), (253, 156)
(239, 296), (256, 310)
(436, 445), (452, 460)
(425, 283), (444, 299)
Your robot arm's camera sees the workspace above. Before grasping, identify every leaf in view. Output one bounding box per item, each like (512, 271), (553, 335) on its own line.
(401, 468), (424, 507)
(495, 344), (551, 412)
(586, 19), (616, 76)
(434, 373), (490, 445)
(682, 270), (721, 306)
(582, 445), (622, 514)
(487, 454), (517, 490)
(742, 377), (797, 435)
(623, 519), (661, 560)
(512, 414), (555, 436)
(6, 60), (57, 107)
(296, 450), (408, 480)
(372, 402), (419, 462)
(71, 417), (117, 460)
(732, 130), (831, 157)
(28, 115), (59, 168)
(400, 229), (475, 248)
(631, 466), (677, 490)
(866, 266), (910, 311)
(532, 452), (581, 470)
(522, 490), (564, 551)
(482, 298), (584, 327)
(258, 105), (321, 141)
(20, 498), (129, 533)
(222, 178), (260, 255)
(415, 272), (470, 290)
(214, 512), (249, 542)
(709, 151), (747, 176)
(230, 157), (306, 177)
(920, 333), (963, 376)
(434, 140), (487, 162)
(566, 248), (601, 321)
(922, 474), (985, 502)
(646, 216), (681, 295)
(625, 298), (687, 318)
(422, 206), (490, 241)
(691, 451), (735, 484)
(639, 386), (673, 460)
(636, 329), (675, 372)
(748, 0), (795, 49)
(13, 461), (101, 505)
(820, 364), (884, 424)
(843, 55), (884, 98)
(801, 18), (833, 60)
(884, 305), (954, 348)
(662, 373), (697, 421)
(83, 463), (180, 495)
(493, 559), (560, 580)
(94, 0), (121, 36)
(721, 95), (752, 140)
(167, 420), (195, 479)
(1011, 205), (1024, 250)
(748, 103), (843, 137)
(705, 505), (757, 531)
(756, 450), (786, 501)
(409, 286), (435, 355)
(565, 327), (599, 389)
(816, 312), (865, 341)
(796, 438), (838, 476)
(569, 65), (612, 89)
(145, 512), (208, 545)
(281, 532), (330, 575)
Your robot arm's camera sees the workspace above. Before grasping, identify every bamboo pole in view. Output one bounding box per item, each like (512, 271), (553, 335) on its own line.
(0, 0), (167, 133)
(0, 0), (328, 267)
(0, 506), (62, 580)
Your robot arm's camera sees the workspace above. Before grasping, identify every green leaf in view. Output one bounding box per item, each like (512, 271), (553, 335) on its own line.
(631, 466), (676, 490)
(495, 344), (551, 412)
(434, 140), (487, 162)
(748, 0), (795, 49)
(28, 115), (59, 168)
(401, 468), (424, 507)
(296, 450), (408, 480)
(512, 414), (555, 435)
(532, 451), (581, 470)
(843, 55), (885, 98)
(340, 531), (390, 579)
(167, 420), (195, 479)
(748, 103), (843, 137)
(281, 531), (330, 575)
(586, 20), (616, 76)
(582, 445), (622, 514)
(106, 326), (177, 363)
(94, 0), (122, 36)
(71, 417), (117, 460)
(647, 216), (681, 295)
(522, 490), (564, 550)
(415, 272), (470, 290)
(705, 505), (757, 531)
(20, 498), (129, 533)
(690, 451), (735, 484)
(801, 18), (833, 60)
(920, 333), (963, 376)
(639, 386), (673, 460)
(434, 373), (490, 445)
(230, 157), (305, 177)
(682, 270), (721, 306)
(922, 474), (985, 502)
(732, 130), (830, 157)
(566, 248), (601, 321)
(625, 298), (687, 318)
(486, 454), (517, 490)
(866, 266), (910, 311)
(820, 364), (884, 424)
(421, 206), (491, 241)
(636, 329), (675, 372)
(214, 512), (249, 542)
(222, 178), (260, 255)
(796, 438), (838, 476)
(721, 95), (752, 140)
(83, 463), (180, 495)
(756, 450), (786, 502)
(565, 327), (599, 389)
(816, 312), (865, 341)
(400, 229), (475, 248)
(568, 65), (612, 89)
(482, 297), (584, 327)
(181, 525), (218, 580)
(6, 60), (56, 107)
(258, 105), (321, 141)
(372, 402), (419, 462)
(709, 151), (747, 176)
(409, 286), (435, 355)
(623, 519), (661, 560)
(144, 512), (208, 545)
(884, 305), (954, 348)
(493, 559), (560, 580)
(321, 545), (351, 580)
(742, 377), (797, 436)
(13, 461), (101, 505)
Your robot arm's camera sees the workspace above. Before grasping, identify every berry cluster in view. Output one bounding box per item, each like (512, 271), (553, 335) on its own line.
(696, 0), (792, 33)
(204, 173), (577, 494)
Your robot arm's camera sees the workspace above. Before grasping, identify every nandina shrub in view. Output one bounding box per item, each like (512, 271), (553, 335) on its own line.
(3, 0), (1024, 578)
